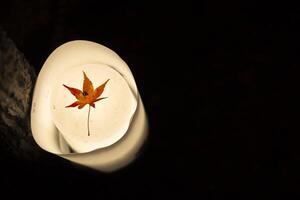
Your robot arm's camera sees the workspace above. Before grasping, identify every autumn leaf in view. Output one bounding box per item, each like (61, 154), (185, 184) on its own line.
(63, 71), (109, 136)
(63, 71), (109, 109)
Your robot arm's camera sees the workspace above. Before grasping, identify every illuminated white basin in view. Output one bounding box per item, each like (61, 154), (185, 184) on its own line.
(31, 40), (148, 172)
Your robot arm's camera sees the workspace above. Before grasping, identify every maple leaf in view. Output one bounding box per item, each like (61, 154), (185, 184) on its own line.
(63, 71), (109, 109)
(63, 71), (109, 136)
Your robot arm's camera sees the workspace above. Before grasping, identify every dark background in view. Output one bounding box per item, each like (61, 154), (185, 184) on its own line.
(1, 0), (300, 198)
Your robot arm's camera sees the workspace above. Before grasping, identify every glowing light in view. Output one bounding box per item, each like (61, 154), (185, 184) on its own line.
(31, 41), (148, 172)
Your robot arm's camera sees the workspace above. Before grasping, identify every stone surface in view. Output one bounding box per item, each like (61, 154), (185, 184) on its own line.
(0, 28), (40, 161)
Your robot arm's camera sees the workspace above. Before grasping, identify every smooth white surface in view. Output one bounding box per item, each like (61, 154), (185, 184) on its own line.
(31, 40), (148, 172)
(51, 64), (136, 152)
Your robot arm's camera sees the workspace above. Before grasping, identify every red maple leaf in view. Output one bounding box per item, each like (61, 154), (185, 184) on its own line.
(63, 71), (109, 136)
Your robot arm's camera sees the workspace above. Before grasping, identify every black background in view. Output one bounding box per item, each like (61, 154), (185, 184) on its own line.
(1, 0), (300, 198)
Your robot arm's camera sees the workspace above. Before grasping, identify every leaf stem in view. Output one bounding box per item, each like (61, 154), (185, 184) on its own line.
(87, 105), (91, 136)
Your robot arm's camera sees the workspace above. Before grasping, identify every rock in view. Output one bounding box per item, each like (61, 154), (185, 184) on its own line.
(0, 28), (41, 161)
